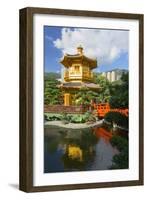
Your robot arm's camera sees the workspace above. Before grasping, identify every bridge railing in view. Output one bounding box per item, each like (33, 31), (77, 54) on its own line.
(94, 103), (128, 117)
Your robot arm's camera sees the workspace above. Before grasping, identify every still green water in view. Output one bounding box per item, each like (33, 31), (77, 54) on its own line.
(44, 125), (121, 173)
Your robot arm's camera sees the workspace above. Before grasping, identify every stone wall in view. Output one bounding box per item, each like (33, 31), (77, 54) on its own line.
(44, 105), (89, 114)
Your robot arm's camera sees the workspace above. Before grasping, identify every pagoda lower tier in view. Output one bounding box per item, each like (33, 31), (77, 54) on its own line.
(60, 82), (100, 106)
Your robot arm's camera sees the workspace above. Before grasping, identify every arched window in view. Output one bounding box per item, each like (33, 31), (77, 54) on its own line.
(74, 65), (80, 74)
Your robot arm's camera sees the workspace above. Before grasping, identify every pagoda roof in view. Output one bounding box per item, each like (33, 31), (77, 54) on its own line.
(60, 82), (100, 90)
(60, 54), (97, 69)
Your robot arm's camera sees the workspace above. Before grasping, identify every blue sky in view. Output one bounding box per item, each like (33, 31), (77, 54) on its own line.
(44, 26), (129, 73)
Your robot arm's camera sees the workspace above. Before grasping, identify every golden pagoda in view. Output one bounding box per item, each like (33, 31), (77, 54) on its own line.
(60, 46), (100, 106)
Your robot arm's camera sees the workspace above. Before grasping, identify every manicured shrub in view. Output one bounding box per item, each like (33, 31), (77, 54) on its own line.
(44, 112), (98, 124)
(44, 113), (63, 121)
(69, 112), (96, 123)
(104, 111), (128, 129)
(61, 113), (72, 124)
(70, 114), (86, 123)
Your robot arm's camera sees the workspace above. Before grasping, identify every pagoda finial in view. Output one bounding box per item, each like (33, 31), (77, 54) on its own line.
(77, 45), (83, 55)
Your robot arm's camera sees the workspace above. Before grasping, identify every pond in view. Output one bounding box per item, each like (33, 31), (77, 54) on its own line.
(44, 124), (127, 173)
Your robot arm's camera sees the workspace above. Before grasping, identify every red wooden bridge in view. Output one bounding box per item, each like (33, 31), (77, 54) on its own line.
(93, 103), (128, 118)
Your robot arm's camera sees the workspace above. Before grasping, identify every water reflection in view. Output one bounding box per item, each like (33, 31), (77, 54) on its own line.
(44, 126), (118, 173)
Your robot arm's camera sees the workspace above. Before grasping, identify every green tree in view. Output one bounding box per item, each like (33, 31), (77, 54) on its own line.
(109, 72), (128, 108)
(44, 72), (63, 105)
(93, 73), (111, 103)
(74, 73), (112, 106)
(74, 87), (98, 106)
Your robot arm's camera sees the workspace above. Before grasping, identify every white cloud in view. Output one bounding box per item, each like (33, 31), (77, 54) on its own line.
(53, 28), (128, 65)
(45, 35), (53, 42)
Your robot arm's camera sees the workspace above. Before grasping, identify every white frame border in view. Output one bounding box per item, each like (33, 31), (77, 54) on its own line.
(33, 14), (139, 186)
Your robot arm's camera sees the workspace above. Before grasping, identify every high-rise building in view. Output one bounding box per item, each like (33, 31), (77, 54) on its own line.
(102, 69), (128, 82)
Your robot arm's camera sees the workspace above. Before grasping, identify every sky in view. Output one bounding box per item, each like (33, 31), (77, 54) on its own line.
(44, 26), (129, 73)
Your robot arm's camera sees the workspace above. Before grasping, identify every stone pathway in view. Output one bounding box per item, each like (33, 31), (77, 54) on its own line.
(44, 120), (103, 129)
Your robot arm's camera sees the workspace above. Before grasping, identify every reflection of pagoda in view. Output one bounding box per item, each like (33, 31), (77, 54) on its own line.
(60, 46), (100, 106)
(68, 145), (83, 161)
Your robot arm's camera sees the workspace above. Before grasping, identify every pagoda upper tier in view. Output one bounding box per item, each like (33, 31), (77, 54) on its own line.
(60, 46), (98, 82)
(60, 46), (97, 69)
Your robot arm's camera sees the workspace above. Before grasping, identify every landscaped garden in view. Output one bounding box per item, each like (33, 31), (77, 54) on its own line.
(44, 72), (129, 169)
(44, 72), (129, 130)
(44, 111), (97, 124)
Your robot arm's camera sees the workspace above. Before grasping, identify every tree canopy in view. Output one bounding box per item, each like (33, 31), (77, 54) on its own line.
(109, 72), (128, 108)
(44, 71), (129, 109)
(44, 73), (63, 105)
(93, 73), (112, 103)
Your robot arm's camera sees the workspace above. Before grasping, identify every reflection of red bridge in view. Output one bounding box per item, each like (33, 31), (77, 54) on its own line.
(93, 103), (128, 118)
(93, 127), (112, 142)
